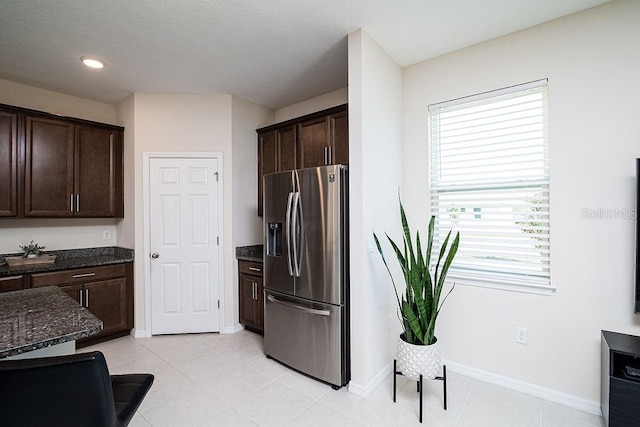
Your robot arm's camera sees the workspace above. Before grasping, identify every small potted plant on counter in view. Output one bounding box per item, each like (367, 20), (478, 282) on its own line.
(5, 241), (56, 266)
(19, 240), (46, 258)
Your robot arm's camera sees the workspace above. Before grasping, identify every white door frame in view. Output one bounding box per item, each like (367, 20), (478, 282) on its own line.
(143, 152), (224, 336)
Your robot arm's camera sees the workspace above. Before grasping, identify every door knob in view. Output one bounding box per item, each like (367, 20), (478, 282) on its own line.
(151, 252), (159, 259)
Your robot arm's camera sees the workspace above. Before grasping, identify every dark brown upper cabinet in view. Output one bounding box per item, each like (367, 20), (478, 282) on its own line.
(257, 125), (297, 216)
(256, 104), (347, 216)
(24, 116), (75, 217)
(1, 104), (124, 218)
(74, 125), (123, 217)
(0, 110), (19, 217)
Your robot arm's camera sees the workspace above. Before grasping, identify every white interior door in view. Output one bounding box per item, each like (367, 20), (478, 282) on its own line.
(149, 157), (220, 334)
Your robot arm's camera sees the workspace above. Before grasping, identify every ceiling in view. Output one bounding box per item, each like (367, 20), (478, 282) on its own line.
(0, 0), (610, 110)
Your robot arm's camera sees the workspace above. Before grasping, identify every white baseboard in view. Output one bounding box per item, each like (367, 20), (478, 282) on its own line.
(131, 329), (151, 338)
(347, 358), (600, 416)
(221, 323), (244, 334)
(349, 361), (393, 397)
(132, 325), (243, 337)
(443, 359), (602, 416)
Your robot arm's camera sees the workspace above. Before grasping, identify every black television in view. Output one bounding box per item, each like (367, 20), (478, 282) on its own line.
(636, 158), (640, 313)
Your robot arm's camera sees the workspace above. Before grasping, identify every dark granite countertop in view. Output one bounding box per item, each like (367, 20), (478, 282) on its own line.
(0, 286), (103, 358)
(0, 246), (134, 278)
(236, 245), (263, 263)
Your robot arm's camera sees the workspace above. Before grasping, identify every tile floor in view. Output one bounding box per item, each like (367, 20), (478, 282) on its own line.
(81, 331), (604, 426)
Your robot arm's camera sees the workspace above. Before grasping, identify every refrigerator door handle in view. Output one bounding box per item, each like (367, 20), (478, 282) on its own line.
(267, 294), (330, 316)
(291, 191), (302, 277)
(285, 192), (294, 276)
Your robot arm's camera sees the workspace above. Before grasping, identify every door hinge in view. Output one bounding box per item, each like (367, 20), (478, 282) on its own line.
(217, 300), (220, 309)
(217, 236), (219, 245)
(214, 171), (219, 181)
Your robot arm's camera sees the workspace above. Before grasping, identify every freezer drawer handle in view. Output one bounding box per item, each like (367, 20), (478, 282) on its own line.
(267, 294), (330, 316)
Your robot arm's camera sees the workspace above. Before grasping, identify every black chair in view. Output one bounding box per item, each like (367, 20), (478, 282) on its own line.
(0, 350), (154, 427)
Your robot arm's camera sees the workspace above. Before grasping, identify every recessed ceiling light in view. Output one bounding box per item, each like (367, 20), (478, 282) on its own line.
(81, 56), (105, 69)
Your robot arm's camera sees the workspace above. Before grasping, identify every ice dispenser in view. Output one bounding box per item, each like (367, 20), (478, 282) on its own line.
(266, 222), (282, 256)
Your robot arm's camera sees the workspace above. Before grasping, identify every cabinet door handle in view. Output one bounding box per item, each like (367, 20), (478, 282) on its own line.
(329, 146), (333, 164)
(79, 289), (83, 306)
(85, 288), (89, 307)
(70, 194), (74, 212)
(323, 147), (328, 165)
(248, 267), (261, 272)
(76, 194), (80, 212)
(72, 273), (96, 278)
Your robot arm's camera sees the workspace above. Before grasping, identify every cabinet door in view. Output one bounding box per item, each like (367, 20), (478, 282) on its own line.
(239, 275), (259, 331)
(61, 284), (83, 304)
(277, 125), (297, 172)
(330, 110), (349, 165)
(298, 116), (329, 168)
(0, 110), (18, 217)
(258, 130), (277, 217)
(75, 125), (123, 217)
(24, 116), (74, 217)
(85, 278), (128, 338)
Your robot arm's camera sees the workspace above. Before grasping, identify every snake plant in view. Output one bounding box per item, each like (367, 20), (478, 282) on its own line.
(373, 196), (459, 346)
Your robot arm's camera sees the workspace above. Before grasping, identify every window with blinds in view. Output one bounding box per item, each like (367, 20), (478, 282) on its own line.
(428, 80), (552, 294)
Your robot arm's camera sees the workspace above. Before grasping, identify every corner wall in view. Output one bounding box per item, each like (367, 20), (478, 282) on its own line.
(348, 29), (404, 395)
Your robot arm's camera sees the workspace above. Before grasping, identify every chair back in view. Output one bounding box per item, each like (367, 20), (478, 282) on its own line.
(0, 351), (117, 427)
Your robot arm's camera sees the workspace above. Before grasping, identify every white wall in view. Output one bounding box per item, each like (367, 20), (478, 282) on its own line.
(274, 87), (348, 123)
(0, 79), (119, 253)
(116, 95), (136, 250)
(231, 96), (273, 247)
(128, 93), (235, 335)
(348, 29), (404, 395)
(0, 79), (117, 124)
(403, 0), (640, 408)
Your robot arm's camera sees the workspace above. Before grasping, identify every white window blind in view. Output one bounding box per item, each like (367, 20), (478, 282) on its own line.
(429, 80), (552, 294)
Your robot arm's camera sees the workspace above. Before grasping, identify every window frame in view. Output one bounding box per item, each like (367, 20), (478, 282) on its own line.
(428, 79), (554, 295)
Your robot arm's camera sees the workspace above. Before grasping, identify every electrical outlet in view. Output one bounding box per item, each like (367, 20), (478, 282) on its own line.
(103, 230), (111, 241)
(515, 327), (528, 344)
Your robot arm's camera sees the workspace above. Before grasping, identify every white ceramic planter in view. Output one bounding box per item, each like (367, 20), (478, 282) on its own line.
(396, 335), (441, 381)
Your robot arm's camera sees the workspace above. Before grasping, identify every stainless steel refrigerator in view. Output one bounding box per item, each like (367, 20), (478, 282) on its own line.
(263, 164), (349, 389)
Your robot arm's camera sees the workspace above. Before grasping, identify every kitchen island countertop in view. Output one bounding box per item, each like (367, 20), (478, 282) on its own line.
(0, 286), (103, 359)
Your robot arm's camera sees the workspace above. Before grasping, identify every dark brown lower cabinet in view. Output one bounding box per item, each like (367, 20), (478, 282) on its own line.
(61, 278), (128, 341)
(0, 275), (26, 293)
(238, 260), (264, 334)
(31, 263), (133, 347)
